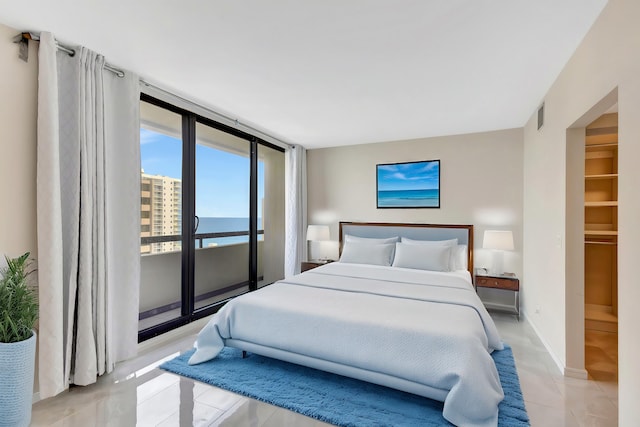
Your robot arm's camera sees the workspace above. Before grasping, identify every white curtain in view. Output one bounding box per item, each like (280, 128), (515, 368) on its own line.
(36, 32), (141, 398)
(284, 145), (307, 278)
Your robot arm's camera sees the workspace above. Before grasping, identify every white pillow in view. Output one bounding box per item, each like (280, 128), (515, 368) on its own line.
(339, 242), (395, 266)
(451, 245), (468, 271)
(400, 237), (459, 270)
(400, 237), (458, 247)
(345, 234), (399, 244)
(392, 243), (452, 272)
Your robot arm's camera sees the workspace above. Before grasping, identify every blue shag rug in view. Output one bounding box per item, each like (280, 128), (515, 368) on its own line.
(161, 344), (529, 426)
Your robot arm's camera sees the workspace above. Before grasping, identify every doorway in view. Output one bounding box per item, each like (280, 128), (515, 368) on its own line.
(583, 112), (618, 382)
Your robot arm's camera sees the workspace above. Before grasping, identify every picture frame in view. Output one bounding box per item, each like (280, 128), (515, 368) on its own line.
(376, 159), (440, 208)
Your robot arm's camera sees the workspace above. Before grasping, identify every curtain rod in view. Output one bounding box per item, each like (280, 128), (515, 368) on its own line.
(14, 31), (293, 149)
(15, 32), (124, 77)
(138, 80), (293, 149)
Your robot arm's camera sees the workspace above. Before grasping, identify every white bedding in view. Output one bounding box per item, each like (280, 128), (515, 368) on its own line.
(189, 263), (504, 427)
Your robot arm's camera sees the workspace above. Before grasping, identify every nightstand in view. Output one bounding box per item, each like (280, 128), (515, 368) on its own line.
(474, 270), (520, 319)
(301, 260), (333, 272)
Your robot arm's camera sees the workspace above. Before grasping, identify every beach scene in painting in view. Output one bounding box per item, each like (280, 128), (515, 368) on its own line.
(377, 160), (440, 208)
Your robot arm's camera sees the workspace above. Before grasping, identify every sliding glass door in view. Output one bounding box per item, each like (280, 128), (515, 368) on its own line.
(138, 94), (285, 340)
(138, 100), (184, 331)
(193, 123), (251, 310)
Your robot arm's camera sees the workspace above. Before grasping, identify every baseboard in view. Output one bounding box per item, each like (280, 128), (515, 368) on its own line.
(564, 366), (588, 379)
(32, 391), (40, 404)
(524, 313), (590, 379)
(522, 312), (565, 376)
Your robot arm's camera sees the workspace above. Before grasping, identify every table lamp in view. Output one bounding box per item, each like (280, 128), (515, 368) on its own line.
(306, 225), (330, 261)
(482, 230), (514, 275)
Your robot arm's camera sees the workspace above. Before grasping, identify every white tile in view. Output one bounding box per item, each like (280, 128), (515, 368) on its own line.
(44, 396), (138, 427)
(31, 404), (77, 426)
(572, 412), (618, 427)
(567, 392), (618, 421)
(525, 401), (580, 427)
(594, 380), (618, 400)
(156, 401), (224, 427)
(511, 348), (556, 377)
(136, 372), (180, 404)
(519, 370), (565, 409)
(553, 376), (603, 393)
(136, 382), (185, 427)
(195, 386), (245, 411)
(210, 399), (278, 426)
(193, 381), (220, 399)
(553, 378), (618, 420)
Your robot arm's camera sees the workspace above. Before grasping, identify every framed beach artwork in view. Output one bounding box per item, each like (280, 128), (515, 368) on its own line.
(376, 159), (440, 208)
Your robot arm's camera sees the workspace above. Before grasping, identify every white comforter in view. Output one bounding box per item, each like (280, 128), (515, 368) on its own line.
(190, 263), (505, 427)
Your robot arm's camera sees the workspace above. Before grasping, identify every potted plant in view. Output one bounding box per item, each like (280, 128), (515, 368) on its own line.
(0, 252), (38, 427)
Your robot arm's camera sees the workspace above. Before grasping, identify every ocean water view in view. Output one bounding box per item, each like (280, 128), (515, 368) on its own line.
(197, 217), (262, 247)
(377, 189), (439, 208)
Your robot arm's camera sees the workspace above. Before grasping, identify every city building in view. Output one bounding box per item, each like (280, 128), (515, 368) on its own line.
(141, 171), (182, 254)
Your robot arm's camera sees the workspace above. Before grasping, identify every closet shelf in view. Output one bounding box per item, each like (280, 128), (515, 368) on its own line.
(585, 201), (618, 207)
(585, 240), (617, 245)
(585, 174), (618, 180)
(585, 230), (618, 236)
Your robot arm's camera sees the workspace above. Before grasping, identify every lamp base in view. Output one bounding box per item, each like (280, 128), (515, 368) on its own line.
(490, 250), (505, 276)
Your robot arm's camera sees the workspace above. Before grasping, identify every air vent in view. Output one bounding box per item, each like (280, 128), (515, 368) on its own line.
(537, 103), (545, 130)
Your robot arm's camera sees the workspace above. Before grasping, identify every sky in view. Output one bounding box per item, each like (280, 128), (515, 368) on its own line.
(377, 160), (440, 192)
(141, 128), (265, 218)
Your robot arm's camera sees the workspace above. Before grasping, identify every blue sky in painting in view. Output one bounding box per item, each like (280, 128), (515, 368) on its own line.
(141, 128), (264, 218)
(377, 161), (439, 191)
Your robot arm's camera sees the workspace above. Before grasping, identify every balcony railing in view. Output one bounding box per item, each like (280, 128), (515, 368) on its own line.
(141, 229), (264, 249)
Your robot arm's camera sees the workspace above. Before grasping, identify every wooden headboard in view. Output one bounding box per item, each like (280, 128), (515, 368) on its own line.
(338, 221), (474, 276)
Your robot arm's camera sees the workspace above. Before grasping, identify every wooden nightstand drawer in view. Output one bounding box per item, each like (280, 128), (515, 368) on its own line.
(474, 271), (520, 319)
(475, 276), (519, 291)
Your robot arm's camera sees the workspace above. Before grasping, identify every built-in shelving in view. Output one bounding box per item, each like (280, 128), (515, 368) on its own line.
(584, 112), (618, 335)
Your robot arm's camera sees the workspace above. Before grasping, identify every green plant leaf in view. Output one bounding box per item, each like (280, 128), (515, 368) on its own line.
(0, 252), (38, 343)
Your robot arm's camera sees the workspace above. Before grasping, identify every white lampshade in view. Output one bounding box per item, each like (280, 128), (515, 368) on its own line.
(483, 230), (514, 251)
(307, 225), (330, 241)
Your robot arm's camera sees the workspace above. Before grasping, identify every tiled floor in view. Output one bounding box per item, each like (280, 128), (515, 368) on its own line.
(31, 313), (618, 426)
(496, 314), (617, 426)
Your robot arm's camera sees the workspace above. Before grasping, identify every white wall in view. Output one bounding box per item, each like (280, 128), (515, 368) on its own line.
(0, 22), (39, 394)
(0, 23), (38, 260)
(306, 128), (524, 278)
(522, 0), (640, 424)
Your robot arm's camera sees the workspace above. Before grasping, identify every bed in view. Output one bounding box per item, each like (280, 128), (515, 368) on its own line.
(189, 222), (505, 427)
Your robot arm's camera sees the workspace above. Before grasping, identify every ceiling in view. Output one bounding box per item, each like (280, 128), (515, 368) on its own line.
(0, 1), (607, 149)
